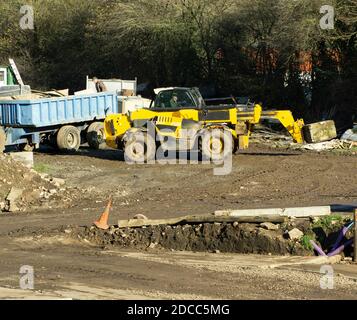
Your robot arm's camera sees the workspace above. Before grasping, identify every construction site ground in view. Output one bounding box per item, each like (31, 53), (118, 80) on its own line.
(0, 144), (356, 299)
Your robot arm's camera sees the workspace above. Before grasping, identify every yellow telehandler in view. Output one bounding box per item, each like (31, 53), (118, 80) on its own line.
(104, 87), (336, 162)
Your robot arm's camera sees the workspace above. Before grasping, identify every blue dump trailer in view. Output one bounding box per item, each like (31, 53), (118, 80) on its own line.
(0, 92), (118, 152)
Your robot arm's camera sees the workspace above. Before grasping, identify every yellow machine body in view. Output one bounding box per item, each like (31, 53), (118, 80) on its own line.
(105, 87), (305, 151)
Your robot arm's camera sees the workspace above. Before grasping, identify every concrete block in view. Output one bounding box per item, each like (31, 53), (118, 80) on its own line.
(288, 228), (304, 240)
(260, 222), (279, 230)
(303, 120), (337, 143)
(9, 152), (34, 169)
(5, 187), (24, 212)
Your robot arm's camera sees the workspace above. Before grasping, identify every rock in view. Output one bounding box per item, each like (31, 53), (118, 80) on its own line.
(303, 120), (337, 143)
(260, 222), (279, 230)
(133, 214), (148, 220)
(6, 187), (24, 202)
(149, 242), (157, 249)
(9, 152), (34, 169)
(5, 187), (24, 212)
(39, 173), (49, 180)
(288, 228), (304, 240)
(51, 177), (65, 187)
(311, 216), (320, 223)
(22, 172), (34, 181)
(233, 221), (239, 228)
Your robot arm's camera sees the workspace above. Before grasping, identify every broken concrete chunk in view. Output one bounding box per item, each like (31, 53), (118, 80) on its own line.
(6, 187), (24, 202)
(39, 172), (49, 179)
(5, 187), (24, 212)
(288, 228), (304, 240)
(303, 120), (337, 143)
(149, 242), (157, 249)
(51, 177), (65, 187)
(260, 222), (279, 230)
(9, 152), (34, 169)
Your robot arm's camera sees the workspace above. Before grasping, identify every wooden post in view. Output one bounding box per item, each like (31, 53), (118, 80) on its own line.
(354, 209), (357, 263)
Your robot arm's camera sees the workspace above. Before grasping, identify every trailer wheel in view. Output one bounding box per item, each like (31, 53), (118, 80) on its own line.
(200, 129), (233, 161)
(57, 125), (81, 152)
(87, 122), (105, 149)
(0, 127), (6, 153)
(124, 131), (156, 163)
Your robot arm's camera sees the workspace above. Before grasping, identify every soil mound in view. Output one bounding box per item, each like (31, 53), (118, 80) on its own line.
(0, 154), (61, 212)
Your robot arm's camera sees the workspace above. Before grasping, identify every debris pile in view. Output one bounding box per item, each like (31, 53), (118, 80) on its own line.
(250, 129), (293, 148)
(291, 139), (356, 151)
(341, 125), (357, 142)
(70, 220), (313, 256)
(64, 209), (354, 258)
(0, 153), (68, 212)
(251, 125), (357, 152)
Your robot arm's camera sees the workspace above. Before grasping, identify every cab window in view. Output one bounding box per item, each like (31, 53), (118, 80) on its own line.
(154, 90), (196, 109)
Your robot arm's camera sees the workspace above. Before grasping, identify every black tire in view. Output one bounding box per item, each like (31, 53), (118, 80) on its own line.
(56, 125), (81, 152)
(87, 122), (105, 149)
(200, 128), (233, 161)
(124, 131), (156, 163)
(0, 127), (6, 153)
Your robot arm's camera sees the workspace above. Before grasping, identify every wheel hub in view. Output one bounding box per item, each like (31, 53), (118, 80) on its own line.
(132, 142), (145, 157)
(67, 133), (76, 147)
(210, 138), (223, 154)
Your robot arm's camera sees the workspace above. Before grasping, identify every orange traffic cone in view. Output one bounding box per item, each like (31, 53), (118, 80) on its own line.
(93, 197), (112, 230)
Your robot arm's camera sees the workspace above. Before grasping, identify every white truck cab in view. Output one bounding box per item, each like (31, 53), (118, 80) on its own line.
(0, 67), (8, 87)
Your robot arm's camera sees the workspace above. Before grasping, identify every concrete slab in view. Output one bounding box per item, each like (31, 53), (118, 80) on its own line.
(215, 206), (331, 218)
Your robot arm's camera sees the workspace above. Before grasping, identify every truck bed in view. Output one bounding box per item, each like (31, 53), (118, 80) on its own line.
(0, 92), (118, 128)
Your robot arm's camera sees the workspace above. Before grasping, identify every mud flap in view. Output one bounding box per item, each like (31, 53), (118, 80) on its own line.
(303, 120), (337, 143)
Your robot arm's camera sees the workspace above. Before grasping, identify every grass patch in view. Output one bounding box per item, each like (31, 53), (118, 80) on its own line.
(312, 215), (343, 230)
(300, 234), (314, 251)
(330, 146), (357, 154)
(33, 163), (52, 174)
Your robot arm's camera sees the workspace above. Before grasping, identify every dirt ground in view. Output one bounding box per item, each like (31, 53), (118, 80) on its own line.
(0, 144), (356, 299)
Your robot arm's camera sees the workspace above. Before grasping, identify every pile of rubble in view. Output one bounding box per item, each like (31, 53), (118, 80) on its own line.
(71, 222), (312, 256)
(67, 211), (353, 258)
(250, 129), (294, 148)
(0, 153), (67, 212)
(251, 124), (357, 152)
